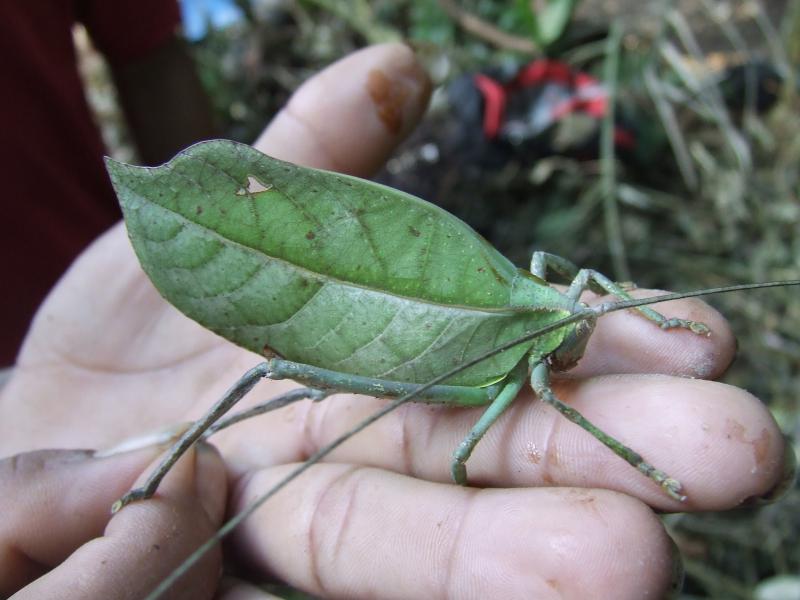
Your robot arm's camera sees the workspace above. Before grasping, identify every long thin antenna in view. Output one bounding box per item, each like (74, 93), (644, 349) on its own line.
(595, 280), (800, 315)
(145, 279), (800, 598)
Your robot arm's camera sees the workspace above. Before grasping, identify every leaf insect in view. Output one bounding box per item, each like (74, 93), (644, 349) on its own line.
(104, 140), (799, 599)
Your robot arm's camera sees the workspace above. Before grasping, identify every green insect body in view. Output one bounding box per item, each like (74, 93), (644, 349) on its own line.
(107, 139), (710, 511)
(109, 140), (573, 390)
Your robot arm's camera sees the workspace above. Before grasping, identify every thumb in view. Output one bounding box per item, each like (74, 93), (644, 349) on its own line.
(255, 42), (432, 175)
(1, 434), (226, 599)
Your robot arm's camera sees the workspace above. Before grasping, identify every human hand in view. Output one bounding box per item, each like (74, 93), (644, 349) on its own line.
(0, 440), (228, 600)
(0, 43), (791, 598)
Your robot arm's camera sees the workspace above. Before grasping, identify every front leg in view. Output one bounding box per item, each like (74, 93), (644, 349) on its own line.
(531, 251), (708, 335)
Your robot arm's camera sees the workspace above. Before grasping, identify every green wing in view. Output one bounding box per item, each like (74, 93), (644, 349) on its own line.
(107, 141), (569, 386)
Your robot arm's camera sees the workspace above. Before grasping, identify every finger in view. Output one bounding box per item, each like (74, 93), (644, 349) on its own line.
(0, 443), (165, 595)
(219, 373), (788, 512)
(254, 43), (431, 175)
(6, 443), (227, 600)
(228, 464), (681, 599)
(571, 289), (736, 379)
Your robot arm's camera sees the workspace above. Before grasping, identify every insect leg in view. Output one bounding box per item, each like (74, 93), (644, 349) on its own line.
(266, 358), (499, 406)
(112, 362), (307, 512)
(531, 252), (708, 334)
(530, 252), (606, 295)
(530, 361), (686, 501)
(114, 358), (501, 512)
(451, 359), (528, 485)
(203, 387), (330, 437)
(567, 269), (708, 334)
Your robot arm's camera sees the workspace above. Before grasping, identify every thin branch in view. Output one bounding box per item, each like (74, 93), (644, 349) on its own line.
(437, 0), (537, 53)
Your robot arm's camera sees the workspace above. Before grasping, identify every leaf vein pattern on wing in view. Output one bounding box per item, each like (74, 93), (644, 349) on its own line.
(456, 315), (484, 367)
(136, 194), (527, 316)
(267, 282), (327, 329)
(376, 313), (466, 379)
(205, 151), (269, 244)
(334, 189), (386, 273)
(327, 302), (403, 367)
(272, 167), (323, 230)
(415, 214), (436, 295)
(298, 300), (359, 353)
(164, 251), (260, 301)
(152, 239), (259, 326)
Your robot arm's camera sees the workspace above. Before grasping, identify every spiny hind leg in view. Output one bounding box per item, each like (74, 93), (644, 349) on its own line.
(530, 361), (686, 501)
(530, 251), (708, 335)
(113, 362), (325, 512)
(114, 357), (499, 512)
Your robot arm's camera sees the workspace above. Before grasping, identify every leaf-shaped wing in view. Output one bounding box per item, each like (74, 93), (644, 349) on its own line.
(107, 141), (569, 386)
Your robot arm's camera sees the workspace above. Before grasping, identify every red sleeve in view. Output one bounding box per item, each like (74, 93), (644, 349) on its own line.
(77, 0), (181, 64)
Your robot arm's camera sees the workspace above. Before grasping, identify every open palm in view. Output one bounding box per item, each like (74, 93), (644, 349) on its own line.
(1, 44), (789, 599)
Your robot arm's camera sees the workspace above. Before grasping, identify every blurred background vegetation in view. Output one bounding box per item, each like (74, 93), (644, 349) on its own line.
(77, 1), (799, 597)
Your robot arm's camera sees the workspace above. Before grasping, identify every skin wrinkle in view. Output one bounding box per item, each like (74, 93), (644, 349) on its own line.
(298, 387), (333, 463)
(15, 339), (227, 379)
(2, 543), (49, 590)
(420, 404), (448, 477)
(537, 399), (563, 487)
(306, 466), (361, 597)
(6, 452), (22, 479)
(441, 488), (479, 599)
(397, 402), (416, 477)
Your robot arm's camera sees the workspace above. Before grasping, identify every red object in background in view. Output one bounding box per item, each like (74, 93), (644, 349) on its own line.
(473, 59), (635, 150)
(0, 1), (180, 365)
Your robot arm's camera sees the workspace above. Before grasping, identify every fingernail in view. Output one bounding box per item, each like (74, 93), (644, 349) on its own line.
(92, 422), (193, 458)
(365, 45), (433, 139)
(759, 439), (797, 504)
(667, 535), (685, 596)
(739, 438), (797, 507)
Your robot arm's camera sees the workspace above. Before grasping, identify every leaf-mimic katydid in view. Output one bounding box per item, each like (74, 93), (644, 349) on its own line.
(104, 140), (799, 598)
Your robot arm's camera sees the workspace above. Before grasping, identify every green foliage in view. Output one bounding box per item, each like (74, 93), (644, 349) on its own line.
(520, 0), (580, 48)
